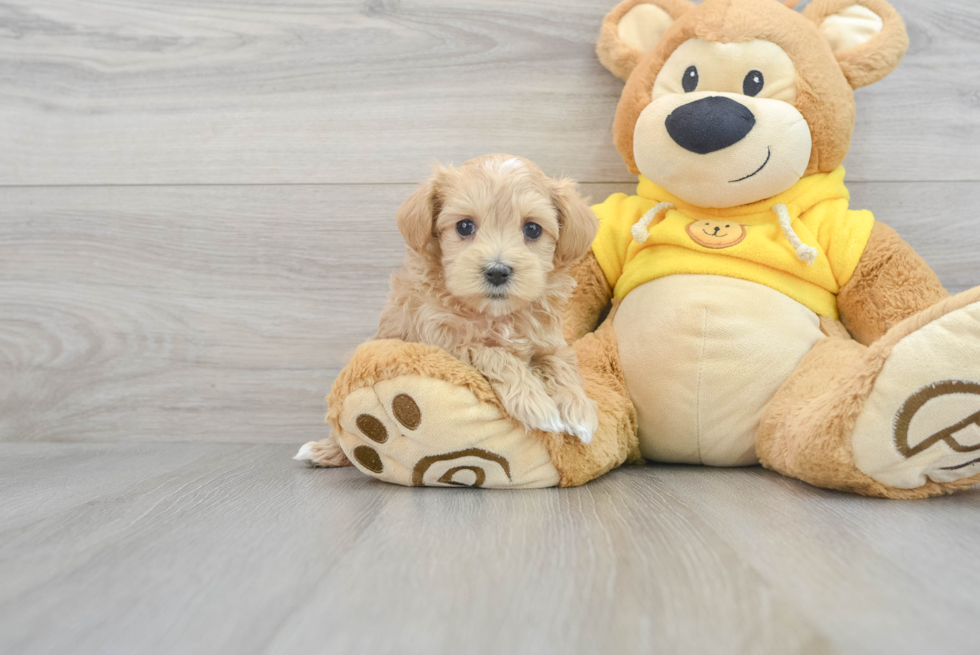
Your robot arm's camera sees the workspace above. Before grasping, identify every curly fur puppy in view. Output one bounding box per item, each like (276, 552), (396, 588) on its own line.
(297, 154), (599, 468)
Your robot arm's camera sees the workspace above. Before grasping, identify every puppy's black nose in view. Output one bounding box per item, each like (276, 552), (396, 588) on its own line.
(483, 263), (512, 287)
(665, 96), (756, 155)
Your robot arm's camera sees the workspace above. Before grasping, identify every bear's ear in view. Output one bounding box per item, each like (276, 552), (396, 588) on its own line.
(596, 0), (694, 81)
(804, 0), (909, 89)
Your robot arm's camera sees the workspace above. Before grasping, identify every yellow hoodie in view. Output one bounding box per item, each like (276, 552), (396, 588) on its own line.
(591, 167), (875, 318)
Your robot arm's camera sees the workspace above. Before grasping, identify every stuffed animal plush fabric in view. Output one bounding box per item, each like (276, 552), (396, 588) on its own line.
(307, 0), (980, 498)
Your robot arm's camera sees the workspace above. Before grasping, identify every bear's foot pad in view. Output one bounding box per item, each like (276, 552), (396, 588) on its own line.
(854, 298), (980, 489)
(334, 375), (561, 489)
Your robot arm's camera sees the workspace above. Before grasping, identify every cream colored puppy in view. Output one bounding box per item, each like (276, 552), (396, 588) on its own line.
(296, 154), (599, 467)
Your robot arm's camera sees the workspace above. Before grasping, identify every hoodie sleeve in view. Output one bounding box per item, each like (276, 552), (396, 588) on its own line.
(591, 192), (640, 290)
(802, 199), (876, 290)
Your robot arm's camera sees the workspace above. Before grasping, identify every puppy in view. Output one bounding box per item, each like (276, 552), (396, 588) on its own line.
(296, 154), (599, 467)
(378, 153), (600, 442)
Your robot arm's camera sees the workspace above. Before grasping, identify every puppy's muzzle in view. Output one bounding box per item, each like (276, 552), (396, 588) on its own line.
(483, 262), (513, 288)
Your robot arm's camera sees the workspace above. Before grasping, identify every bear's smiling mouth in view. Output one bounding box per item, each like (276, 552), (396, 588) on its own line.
(729, 147), (772, 183)
(702, 229), (730, 238)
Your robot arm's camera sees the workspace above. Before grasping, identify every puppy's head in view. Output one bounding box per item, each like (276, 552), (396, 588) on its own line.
(397, 154), (596, 316)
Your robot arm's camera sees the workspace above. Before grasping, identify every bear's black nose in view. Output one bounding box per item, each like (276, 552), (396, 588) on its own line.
(665, 96), (756, 155)
(483, 263), (513, 287)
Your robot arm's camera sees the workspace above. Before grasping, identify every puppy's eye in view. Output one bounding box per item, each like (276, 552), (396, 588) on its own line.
(523, 222), (542, 240)
(455, 219), (476, 237)
(682, 66), (699, 93)
(743, 70), (764, 97)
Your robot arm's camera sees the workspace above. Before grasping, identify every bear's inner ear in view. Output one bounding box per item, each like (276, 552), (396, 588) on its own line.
(804, 0), (909, 89)
(820, 5), (884, 52)
(618, 4), (674, 55)
(597, 0), (692, 81)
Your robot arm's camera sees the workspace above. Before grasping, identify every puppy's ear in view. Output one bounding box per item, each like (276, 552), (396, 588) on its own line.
(804, 0), (908, 89)
(396, 177), (441, 253)
(551, 179), (598, 268)
(596, 0), (694, 81)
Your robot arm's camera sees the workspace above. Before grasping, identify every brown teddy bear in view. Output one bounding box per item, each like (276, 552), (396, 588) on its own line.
(301, 0), (980, 498)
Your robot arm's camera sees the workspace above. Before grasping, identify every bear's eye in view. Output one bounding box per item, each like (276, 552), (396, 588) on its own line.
(456, 219), (476, 237)
(682, 66), (699, 93)
(743, 70), (764, 97)
(523, 222), (542, 241)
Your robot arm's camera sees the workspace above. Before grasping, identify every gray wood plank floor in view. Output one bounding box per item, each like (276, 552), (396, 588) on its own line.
(2, 443), (980, 655)
(2, 0), (980, 653)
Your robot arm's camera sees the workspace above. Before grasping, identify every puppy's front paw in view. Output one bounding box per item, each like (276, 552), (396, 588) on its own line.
(500, 390), (564, 436)
(557, 396), (599, 444)
(519, 403), (567, 436)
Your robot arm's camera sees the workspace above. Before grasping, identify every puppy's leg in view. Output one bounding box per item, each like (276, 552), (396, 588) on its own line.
(464, 347), (564, 435)
(533, 348), (599, 444)
(294, 435), (352, 467)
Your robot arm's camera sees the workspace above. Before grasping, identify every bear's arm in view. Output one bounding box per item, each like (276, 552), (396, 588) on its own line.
(837, 222), (949, 346)
(563, 251), (613, 343)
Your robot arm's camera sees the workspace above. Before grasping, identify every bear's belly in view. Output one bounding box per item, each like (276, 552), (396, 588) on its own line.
(613, 275), (825, 466)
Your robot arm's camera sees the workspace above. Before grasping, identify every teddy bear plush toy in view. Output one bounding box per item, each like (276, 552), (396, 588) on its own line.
(304, 0), (980, 498)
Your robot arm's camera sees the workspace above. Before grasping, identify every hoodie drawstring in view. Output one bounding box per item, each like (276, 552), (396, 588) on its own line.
(772, 204), (818, 266)
(632, 202), (675, 244)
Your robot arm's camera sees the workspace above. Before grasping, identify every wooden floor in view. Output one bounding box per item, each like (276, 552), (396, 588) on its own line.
(2, 443), (980, 655)
(2, 0), (979, 653)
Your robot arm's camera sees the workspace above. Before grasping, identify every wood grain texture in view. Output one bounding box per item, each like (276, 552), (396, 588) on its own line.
(1, 443), (979, 655)
(1, 0), (979, 185)
(2, 181), (977, 444)
(0, 184), (399, 444)
(2, 3), (979, 654)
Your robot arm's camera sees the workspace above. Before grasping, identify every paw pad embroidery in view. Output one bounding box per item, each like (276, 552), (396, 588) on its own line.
(352, 445), (383, 473)
(347, 391), (512, 487)
(355, 414), (387, 443)
(411, 448), (511, 487)
(391, 393), (421, 429)
(894, 380), (980, 469)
